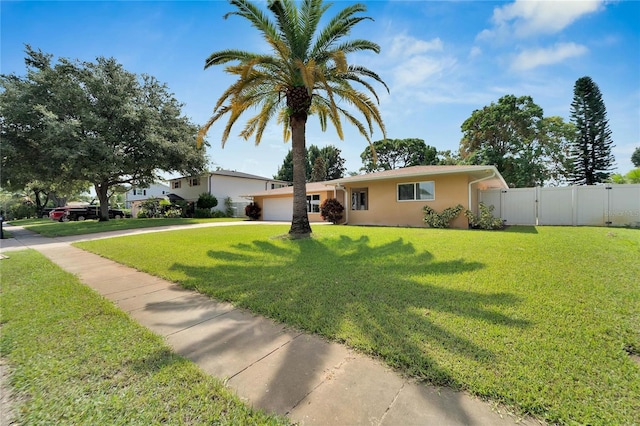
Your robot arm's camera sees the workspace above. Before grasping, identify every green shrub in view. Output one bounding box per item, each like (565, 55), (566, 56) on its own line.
(164, 207), (183, 218)
(194, 208), (213, 218)
(423, 204), (464, 228)
(10, 203), (37, 220)
(139, 198), (162, 218)
(224, 197), (234, 217)
(465, 203), (504, 230)
(320, 198), (344, 224)
(137, 210), (149, 219)
(197, 193), (218, 210)
(245, 202), (261, 220)
(212, 210), (228, 218)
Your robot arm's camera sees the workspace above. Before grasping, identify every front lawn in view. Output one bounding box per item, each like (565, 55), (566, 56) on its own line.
(75, 225), (640, 424)
(10, 217), (242, 237)
(0, 250), (287, 425)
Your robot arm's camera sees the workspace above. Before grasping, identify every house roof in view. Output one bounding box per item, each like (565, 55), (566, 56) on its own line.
(327, 165), (508, 188)
(244, 165), (507, 198)
(210, 170), (288, 183)
(243, 181), (331, 198)
(169, 170), (289, 184)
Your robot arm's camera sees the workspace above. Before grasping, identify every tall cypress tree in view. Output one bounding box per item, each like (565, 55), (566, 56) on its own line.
(569, 76), (615, 185)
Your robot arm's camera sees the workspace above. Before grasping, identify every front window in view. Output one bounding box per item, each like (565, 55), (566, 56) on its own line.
(173, 181), (181, 189)
(189, 178), (200, 186)
(351, 188), (368, 210)
(398, 181), (435, 201)
(307, 194), (320, 213)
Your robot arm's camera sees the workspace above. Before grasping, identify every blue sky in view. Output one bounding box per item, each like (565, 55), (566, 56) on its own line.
(2, 0), (639, 179)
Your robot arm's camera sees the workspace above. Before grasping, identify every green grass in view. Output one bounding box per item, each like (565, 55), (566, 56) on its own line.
(10, 217), (242, 237)
(76, 225), (640, 425)
(0, 250), (288, 425)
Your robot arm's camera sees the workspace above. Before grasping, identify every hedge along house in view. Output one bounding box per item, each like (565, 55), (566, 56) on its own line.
(247, 166), (508, 228)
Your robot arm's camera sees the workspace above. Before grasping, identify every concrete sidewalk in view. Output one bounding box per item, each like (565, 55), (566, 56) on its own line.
(1, 224), (539, 425)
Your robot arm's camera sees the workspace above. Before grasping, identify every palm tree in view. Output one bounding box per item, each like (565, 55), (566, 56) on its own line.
(197, 0), (387, 238)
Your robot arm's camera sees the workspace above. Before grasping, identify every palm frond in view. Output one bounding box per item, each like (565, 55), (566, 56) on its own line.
(299, 0), (330, 58)
(310, 3), (370, 56)
(204, 49), (260, 69)
(333, 39), (380, 55)
(200, 0), (387, 152)
(296, 58), (316, 95)
(345, 65), (389, 93)
(277, 108), (291, 142)
(225, 0), (280, 43)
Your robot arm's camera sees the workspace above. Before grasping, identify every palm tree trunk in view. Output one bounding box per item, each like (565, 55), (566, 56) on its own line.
(289, 114), (312, 238)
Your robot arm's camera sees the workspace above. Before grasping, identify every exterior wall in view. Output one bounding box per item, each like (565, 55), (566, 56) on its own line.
(253, 189), (338, 222)
(307, 190), (337, 223)
(343, 174), (470, 229)
(168, 175), (207, 201)
(210, 175), (275, 210)
(124, 183), (170, 208)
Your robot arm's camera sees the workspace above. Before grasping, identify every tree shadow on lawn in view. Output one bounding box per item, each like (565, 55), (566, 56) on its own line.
(168, 235), (530, 388)
(501, 225), (538, 234)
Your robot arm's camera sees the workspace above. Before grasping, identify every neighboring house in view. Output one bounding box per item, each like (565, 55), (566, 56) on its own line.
(247, 165), (508, 229)
(125, 182), (171, 208)
(168, 170), (289, 217)
(246, 182), (336, 222)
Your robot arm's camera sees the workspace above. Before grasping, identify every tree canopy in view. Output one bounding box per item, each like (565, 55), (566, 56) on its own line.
(360, 138), (438, 173)
(198, 0), (387, 238)
(1, 47), (207, 219)
(631, 147), (640, 167)
(568, 76), (615, 185)
(609, 168), (640, 184)
(459, 94), (574, 187)
(274, 144), (346, 182)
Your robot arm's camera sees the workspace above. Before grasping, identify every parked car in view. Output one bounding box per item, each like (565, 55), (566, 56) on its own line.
(49, 206), (126, 222)
(49, 207), (70, 222)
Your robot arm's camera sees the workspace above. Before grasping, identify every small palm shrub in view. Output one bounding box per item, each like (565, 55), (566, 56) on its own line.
(245, 202), (261, 220)
(320, 198), (344, 224)
(465, 202), (504, 230)
(423, 204), (464, 228)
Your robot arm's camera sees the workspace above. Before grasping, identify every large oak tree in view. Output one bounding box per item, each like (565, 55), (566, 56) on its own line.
(360, 138), (438, 173)
(459, 94), (574, 187)
(1, 47), (207, 220)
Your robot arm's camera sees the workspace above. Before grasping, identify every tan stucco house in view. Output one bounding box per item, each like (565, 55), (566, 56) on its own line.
(246, 165), (508, 228)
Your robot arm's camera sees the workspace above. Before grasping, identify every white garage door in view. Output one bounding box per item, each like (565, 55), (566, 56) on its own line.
(262, 198), (293, 221)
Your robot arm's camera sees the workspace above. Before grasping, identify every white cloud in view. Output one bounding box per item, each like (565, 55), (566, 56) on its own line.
(387, 34), (443, 59)
(511, 42), (588, 71)
(376, 33), (455, 91)
(480, 0), (605, 39)
(469, 46), (482, 59)
(392, 55), (456, 88)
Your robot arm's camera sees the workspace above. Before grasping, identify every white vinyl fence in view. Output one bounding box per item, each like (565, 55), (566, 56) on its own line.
(479, 184), (640, 227)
